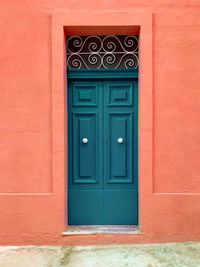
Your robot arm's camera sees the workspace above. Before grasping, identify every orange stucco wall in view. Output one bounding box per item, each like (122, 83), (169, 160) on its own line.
(0, 0), (200, 245)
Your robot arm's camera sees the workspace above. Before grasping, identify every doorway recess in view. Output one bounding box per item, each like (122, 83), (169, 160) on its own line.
(67, 35), (139, 229)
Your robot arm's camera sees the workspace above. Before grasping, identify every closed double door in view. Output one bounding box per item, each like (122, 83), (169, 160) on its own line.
(68, 76), (138, 225)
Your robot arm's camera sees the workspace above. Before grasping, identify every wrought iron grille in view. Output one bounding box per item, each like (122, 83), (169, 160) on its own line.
(67, 35), (139, 69)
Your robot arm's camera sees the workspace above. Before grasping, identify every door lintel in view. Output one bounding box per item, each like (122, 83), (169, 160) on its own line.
(67, 69), (138, 79)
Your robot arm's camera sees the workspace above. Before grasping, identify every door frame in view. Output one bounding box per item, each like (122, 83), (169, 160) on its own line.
(51, 11), (153, 241)
(67, 69), (138, 79)
(67, 69), (139, 225)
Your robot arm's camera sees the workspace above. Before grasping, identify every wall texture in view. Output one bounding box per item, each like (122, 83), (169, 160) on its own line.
(0, 0), (200, 245)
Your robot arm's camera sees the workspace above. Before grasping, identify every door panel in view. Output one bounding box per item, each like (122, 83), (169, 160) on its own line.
(73, 112), (97, 184)
(104, 80), (137, 191)
(73, 84), (97, 106)
(103, 190), (138, 225)
(69, 190), (103, 225)
(106, 113), (133, 184)
(68, 80), (103, 191)
(107, 82), (133, 106)
(68, 77), (138, 225)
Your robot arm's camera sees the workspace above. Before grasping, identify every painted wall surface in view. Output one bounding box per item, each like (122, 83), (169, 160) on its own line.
(0, 0), (200, 245)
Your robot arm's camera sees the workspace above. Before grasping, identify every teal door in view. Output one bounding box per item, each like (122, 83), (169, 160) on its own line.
(68, 71), (138, 225)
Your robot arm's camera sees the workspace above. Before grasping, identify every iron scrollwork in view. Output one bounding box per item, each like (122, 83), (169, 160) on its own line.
(67, 35), (139, 69)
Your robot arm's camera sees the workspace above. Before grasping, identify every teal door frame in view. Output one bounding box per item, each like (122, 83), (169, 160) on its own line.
(67, 69), (139, 225)
(67, 69), (138, 79)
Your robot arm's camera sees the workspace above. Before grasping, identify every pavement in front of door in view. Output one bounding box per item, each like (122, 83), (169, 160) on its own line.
(0, 242), (200, 267)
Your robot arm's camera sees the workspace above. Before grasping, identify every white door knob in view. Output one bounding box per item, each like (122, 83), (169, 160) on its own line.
(118, 138), (123, 144)
(82, 138), (88, 144)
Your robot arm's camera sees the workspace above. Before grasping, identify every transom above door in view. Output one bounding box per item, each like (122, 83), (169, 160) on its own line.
(67, 35), (139, 69)
(67, 70), (138, 225)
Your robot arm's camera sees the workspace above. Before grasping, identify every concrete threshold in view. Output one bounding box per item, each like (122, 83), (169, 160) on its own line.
(62, 225), (140, 235)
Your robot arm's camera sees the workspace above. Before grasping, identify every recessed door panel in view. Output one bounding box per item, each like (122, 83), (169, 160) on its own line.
(106, 113), (133, 184)
(73, 112), (97, 184)
(107, 82), (133, 106)
(73, 84), (97, 106)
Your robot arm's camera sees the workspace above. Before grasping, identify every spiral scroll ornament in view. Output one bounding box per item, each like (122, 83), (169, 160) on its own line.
(67, 35), (139, 69)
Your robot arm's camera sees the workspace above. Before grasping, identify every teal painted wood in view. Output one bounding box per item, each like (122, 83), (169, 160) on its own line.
(68, 80), (103, 191)
(104, 81), (136, 188)
(68, 70), (138, 225)
(67, 69), (138, 79)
